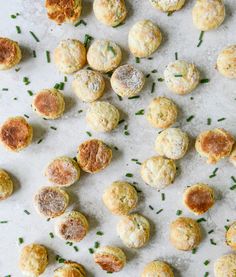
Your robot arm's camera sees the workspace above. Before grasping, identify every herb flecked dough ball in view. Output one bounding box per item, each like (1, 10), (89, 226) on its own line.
(54, 261), (86, 277)
(217, 45), (236, 79)
(149, 0), (186, 12)
(214, 254), (236, 277)
(0, 169), (13, 201)
(141, 260), (174, 277)
(0, 37), (21, 70)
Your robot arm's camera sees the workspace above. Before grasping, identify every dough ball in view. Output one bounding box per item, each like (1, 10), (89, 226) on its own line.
(140, 156), (176, 190)
(93, 0), (127, 27)
(183, 183), (215, 215)
(230, 145), (236, 167)
(86, 101), (120, 132)
(170, 217), (202, 251)
(117, 213), (150, 248)
(0, 37), (21, 70)
(45, 0), (82, 24)
(149, 0), (185, 12)
(55, 211), (89, 242)
(102, 181), (138, 215)
(87, 39), (122, 73)
(164, 60), (200, 95)
(45, 156), (80, 187)
(0, 169), (13, 200)
(0, 116), (33, 152)
(214, 254), (236, 277)
(141, 260), (174, 277)
(217, 45), (236, 79)
(77, 139), (112, 173)
(146, 97), (178, 129)
(111, 64), (145, 97)
(72, 69), (105, 102)
(226, 222), (236, 250)
(54, 39), (86, 74)
(155, 128), (189, 160)
(128, 20), (162, 58)
(195, 128), (234, 164)
(192, 0), (225, 31)
(19, 243), (48, 276)
(54, 261), (86, 277)
(94, 246), (126, 273)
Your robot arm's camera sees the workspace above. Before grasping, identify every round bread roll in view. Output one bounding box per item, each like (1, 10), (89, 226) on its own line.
(94, 246), (126, 273)
(0, 116), (33, 152)
(128, 20), (162, 58)
(111, 64), (145, 97)
(19, 243), (48, 276)
(117, 213), (150, 248)
(54, 261), (86, 277)
(45, 0), (82, 25)
(217, 45), (236, 79)
(87, 39), (122, 73)
(77, 139), (112, 173)
(230, 145), (236, 167)
(146, 97), (178, 129)
(140, 156), (176, 190)
(0, 169), (13, 200)
(226, 222), (236, 250)
(141, 260), (174, 277)
(149, 0), (185, 12)
(32, 89), (65, 119)
(0, 37), (21, 70)
(195, 128), (234, 164)
(45, 156), (80, 187)
(93, 0), (127, 27)
(183, 183), (215, 215)
(164, 60), (200, 95)
(34, 186), (69, 218)
(72, 69), (105, 102)
(192, 0), (225, 31)
(86, 101), (120, 132)
(54, 39), (86, 74)
(155, 128), (189, 160)
(55, 211), (89, 242)
(214, 254), (236, 277)
(102, 181), (138, 215)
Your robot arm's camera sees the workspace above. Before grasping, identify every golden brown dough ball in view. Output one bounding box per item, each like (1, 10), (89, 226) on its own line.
(214, 254), (236, 277)
(0, 37), (21, 70)
(230, 145), (236, 167)
(0, 169), (13, 200)
(54, 261), (86, 277)
(141, 260), (174, 277)
(217, 45), (236, 79)
(226, 222), (236, 250)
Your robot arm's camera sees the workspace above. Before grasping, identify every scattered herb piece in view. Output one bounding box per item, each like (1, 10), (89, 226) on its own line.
(186, 115), (194, 122)
(149, 205), (154, 210)
(29, 31), (40, 42)
(217, 117), (226, 122)
(176, 210), (182, 216)
(158, 78), (164, 82)
(231, 176), (236, 183)
(204, 260), (210, 266)
(59, 82), (64, 90)
(135, 109), (145, 115)
(86, 131), (92, 137)
(192, 248), (197, 254)
(126, 173), (133, 178)
(197, 218), (206, 223)
(49, 232), (54, 238)
(24, 114), (29, 118)
(94, 241), (100, 248)
(64, 76), (67, 82)
(209, 168), (218, 178)
(37, 138), (43, 144)
(207, 118), (211, 125)
(18, 237), (24, 244)
(124, 131), (130, 136)
(118, 119), (125, 125)
(224, 225), (229, 231)
(204, 272), (209, 277)
(89, 248), (94, 254)
(75, 19), (87, 27)
(24, 210), (30, 215)
(50, 126), (57, 130)
(32, 50), (36, 58)
(151, 69), (157, 73)
(200, 79), (210, 83)
(117, 95), (122, 101)
(16, 25), (21, 34)
(27, 90), (33, 96)
(210, 238), (217, 245)
(113, 22), (124, 28)
(175, 52), (178, 60)
(74, 246), (79, 252)
(146, 74), (150, 78)
(96, 231), (104, 236)
(151, 82), (156, 93)
(161, 193), (165, 201)
(84, 34), (93, 48)
(46, 50), (50, 63)
(230, 185), (236, 190)
(128, 95), (140, 99)
(208, 229), (214, 234)
(156, 209), (163, 214)
(135, 57), (140, 63)
(78, 110), (83, 113)
(0, 221), (8, 224)
(174, 74), (183, 77)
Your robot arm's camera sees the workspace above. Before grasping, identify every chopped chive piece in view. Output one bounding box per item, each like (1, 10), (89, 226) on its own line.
(54, 83), (60, 89)
(59, 82), (64, 90)
(225, 225), (229, 231)
(156, 209), (163, 214)
(64, 76), (67, 82)
(148, 57), (153, 60)
(149, 205), (154, 210)
(230, 185), (236, 190)
(23, 77), (30, 85)
(151, 69), (157, 73)
(200, 79), (210, 83)
(94, 241), (100, 248)
(231, 176), (236, 183)
(192, 248), (197, 254)
(74, 19), (87, 27)
(47, 218), (50, 221)
(151, 82), (156, 93)
(117, 95), (122, 101)
(16, 25), (21, 34)
(207, 118), (211, 125)
(204, 272), (209, 277)
(167, 11), (174, 16)
(106, 72), (113, 78)
(210, 238), (217, 245)
(32, 50), (36, 58)
(113, 22), (125, 28)
(128, 95), (140, 99)
(197, 40), (203, 47)
(186, 115), (194, 122)
(176, 210), (182, 216)
(135, 109), (145, 115)
(204, 260), (210, 266)
(24, 210), (30, 215)
(135, 57), (140, 63)
(96, 231), (104, 236)
(208, 229), (214, 234)
(27, 90), (33, 96)
(124, 131), (130, 135)
(213, 168), (218, 174)
(158, 78), (164, 82)
(89, 248), (94, 254)
(29, 31), (40, 42)
(114, 146), (118, 151)
(84, 34), (93, 48)
(13, 97), (18, 100)
(18, 237), (24, 244)
(24, 114), (29, 118)
(124, 124), (128, 130)
(66, 241), (73, 246)
(73, 246), (79, 252)
(0, 221), (8, 224)
(78, 109), (83, 113)
(199, 31), (204, 41)
(118, 119), (125, 125)
(146, 74), (150, 78)
(49, 232), (54, 238)
(217, 117), (226, 122)
(50, 126), (57, 130)
(2, 88), (9, 91)
(37, 138), (43, 144)
(174, 74), (183, 77)
(175, 52), (178, 60)
(86, 131), (92, 137)
(15, 67), (20, 72)
(46, 50), (50, 63)
(190, 96), (194, 100)
(197, 218), (206, 223)
(209, 168), (218, 178)
(126, 173), (133, 178)
(161, 193), (165, 201)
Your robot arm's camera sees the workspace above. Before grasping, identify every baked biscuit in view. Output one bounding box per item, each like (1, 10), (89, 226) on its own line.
(54, 39), (86, 74)
(141, 260), (174, 277)
(214, 254), (236, 277)
(230, 145), (236, 167)
(128, 20), (162, 58)
(149, 0), (185, 12)
(226, 222), (236, 250)
(195, 128), (234, 164)
(72, 69), (105, 102)
(111, 64), (145, 97)
(77, 139), (112, 173)
(0, 116), (33, 152)
(94, 246), (126, 273)
(87, 39), (122, 73)
(0, 37), (21, 70)
(54, 261), (86, 277)
(217, 45), (236, 79)
(117, 213), (150, 248)
(0, 169), (13, 200)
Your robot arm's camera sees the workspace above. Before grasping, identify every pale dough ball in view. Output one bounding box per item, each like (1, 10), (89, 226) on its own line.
(54, 261), (86, 277)
(72, 69), (105, 102)
(155, 128), (189, 160)
(164, 60), (200, 95)
(146, 97), (178, 129)
(192, 0), (225, 31)
(87, 39), (122, 73)
(86, 101), (120, 132)
(128, 20), (162, 58)
(149, 0), (185, 12)
(54, 39), (86, 74)
(0, 37), (21, 70)
(111, 64), (145, 97)
(93, 0), (127, 27)
(214, 254), (236, 277)
(217, 45), (236, 79)
(170, 217), (202, 251)
(226, 222), (236, 250)
(0, 169), (13, 200)
(140, 156), (176, 190)
(230, 145), (236, 167)
(141, 260), (174, 277)
(117, 213), (150, 248)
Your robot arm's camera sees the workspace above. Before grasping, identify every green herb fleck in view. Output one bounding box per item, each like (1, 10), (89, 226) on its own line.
(217, 117), (226, 122)
(94, 241), (100, 248)
(18, 237), (24, 244)
(49, 232), (54, 238)
(84, 34), (93, 48)
(86, 131), (92, 137)
(29, 31), (40, 42)
(75, 19), (87, 27)
(210, 238), (217, 245)
(156, 209), (163, 214)
(46, 50), (50, 63)
(135, 109), (145, 115)
(186, 115), (194, 122)
(135, 57), (140, 63)
(161, 193), (165, 201)
(96, 231), (104, 236)
(151, 82), (156, 93)
(50, 126), (57, 131)
(200, 79), (210, 83)
(126, 173), (133, 178)
(89, 248), (94, 254)
(16, 25), (21, 34)
(176, 210), (182, 216)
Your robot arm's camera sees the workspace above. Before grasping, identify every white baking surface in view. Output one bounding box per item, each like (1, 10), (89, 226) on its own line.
(0, 0), (236, 276)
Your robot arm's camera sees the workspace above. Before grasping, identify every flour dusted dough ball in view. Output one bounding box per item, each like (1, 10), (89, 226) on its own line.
(226, 222), (236, 250)
(111, 64), (145, 97)
(0, 37), (21, 70)
(149, 0), (185, 12)
(94, 246), (126, 273)
(93, 0), (127, 27)
(0, 116), (33, 152)
(195, 128), (234, 164)
(170, 217), (202, 251)
(146, 97), (178, 129)
(141, 260), (174, 277)
(86, 101), (120, 132)
(54, 261), (86, 277)
(217, 45), (236, 79)
(155, 128), (189, 160)
(72, 69), (105, 102)
(192, 0), (225, 31)
(128, 20), (162, 58)
(117, 213), (150, 248)
(141, 156), (176, 190)
(54, 39), (86, 74)
(0, 169), (13, 200)
(214, 254), (236, 277)
(19, 243), (48, 276)
(164, 60), (200, 95)
(87, 39), (122, 73)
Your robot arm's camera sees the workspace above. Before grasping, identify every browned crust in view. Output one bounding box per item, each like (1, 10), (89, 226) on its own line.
(0, 37), (18, 65)
(94, 253), (124, 272)
(58, 217), (87, 241)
